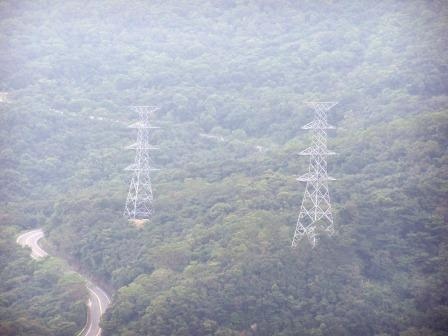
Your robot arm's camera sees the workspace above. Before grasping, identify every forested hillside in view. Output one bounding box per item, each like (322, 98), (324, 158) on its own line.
(1, 1), (447, 335)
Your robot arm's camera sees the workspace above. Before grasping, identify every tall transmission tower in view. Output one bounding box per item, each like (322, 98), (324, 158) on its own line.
(292, 102), (337, 248)
(124, 106), (159, 221)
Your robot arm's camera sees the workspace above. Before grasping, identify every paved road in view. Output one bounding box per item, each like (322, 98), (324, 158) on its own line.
(16, 229), (111, 336)
(16, 229), (48, 260)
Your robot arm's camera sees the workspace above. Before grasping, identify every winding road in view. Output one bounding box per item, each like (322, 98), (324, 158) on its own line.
(16, 229), (111, 336)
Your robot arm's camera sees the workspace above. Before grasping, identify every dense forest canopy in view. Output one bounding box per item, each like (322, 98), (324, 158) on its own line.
(0, 0), (447, 335)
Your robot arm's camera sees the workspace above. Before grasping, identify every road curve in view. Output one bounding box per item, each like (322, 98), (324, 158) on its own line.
(16, 229), (111, 336)
(17, 229), (48, 259)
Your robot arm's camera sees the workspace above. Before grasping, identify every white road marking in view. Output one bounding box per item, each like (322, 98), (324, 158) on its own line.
(17, 230), (48, 259)
(89, 286), (103, 316)
(16, 229), (111, 336)
(85, 304), (94, 336)
(88, 286), (104, 336)
(78, 299), (91, 336)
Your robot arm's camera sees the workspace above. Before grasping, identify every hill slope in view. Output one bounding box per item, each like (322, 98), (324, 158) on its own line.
(1, 1), (447, 335)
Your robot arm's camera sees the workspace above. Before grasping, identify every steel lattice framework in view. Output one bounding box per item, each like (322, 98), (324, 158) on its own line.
(292, 102), (337, 248)
(124, 106), (159, 220)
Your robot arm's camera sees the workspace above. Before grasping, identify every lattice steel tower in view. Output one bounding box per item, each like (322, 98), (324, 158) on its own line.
(124, 106), (159, 220)
(292, 102), (337, 248)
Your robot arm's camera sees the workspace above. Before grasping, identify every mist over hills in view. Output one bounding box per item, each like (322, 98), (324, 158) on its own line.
(1, 1), (447, 335)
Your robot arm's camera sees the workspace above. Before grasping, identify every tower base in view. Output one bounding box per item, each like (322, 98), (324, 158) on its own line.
(129, 218), (149, 228)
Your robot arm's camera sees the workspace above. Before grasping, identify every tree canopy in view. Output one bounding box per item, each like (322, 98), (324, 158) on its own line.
(0, 1), (447, 335)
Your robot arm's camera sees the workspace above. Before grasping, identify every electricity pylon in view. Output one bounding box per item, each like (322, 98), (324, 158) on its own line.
(124, 106), (159, 221)
(292, 102), (337, 248)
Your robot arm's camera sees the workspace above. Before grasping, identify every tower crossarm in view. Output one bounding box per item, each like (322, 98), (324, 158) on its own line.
(305, 101), (338, 111)
(302, 120), (335, 130)
(299, 147), (336, 156)
(125, 143), (160, 150)
(128, 122), (161, 129)
(124, 164), (159, 171)
(296, 173), (336, 182)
